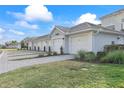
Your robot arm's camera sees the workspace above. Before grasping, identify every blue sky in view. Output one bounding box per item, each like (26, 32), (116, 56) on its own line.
(0, 5), (124, 44)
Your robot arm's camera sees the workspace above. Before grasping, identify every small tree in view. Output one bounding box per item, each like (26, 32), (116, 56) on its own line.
(21, 41), (25, 49)
(48, 46), (51, 53)
(1, 45), (6, 49)
(48, 46), (52, 56)
(38, 46), (40, 51)
(44, 46), (46, 52)
(60, 46), (64, 55)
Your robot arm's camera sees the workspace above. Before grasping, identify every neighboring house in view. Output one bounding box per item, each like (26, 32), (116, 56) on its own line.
(5, 42), (21, 49)
(100, 9), (124, 31)
(24, 9), (124, 54)
(23, 37), (36, 50)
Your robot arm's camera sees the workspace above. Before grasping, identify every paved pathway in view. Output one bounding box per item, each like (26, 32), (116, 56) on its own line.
(0, 51), (74, 74)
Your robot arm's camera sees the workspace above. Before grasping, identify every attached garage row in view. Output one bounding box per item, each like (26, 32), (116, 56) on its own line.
(69, 32), (93, 54)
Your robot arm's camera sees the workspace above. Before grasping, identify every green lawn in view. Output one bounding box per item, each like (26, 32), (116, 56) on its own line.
(0, 60), (124, 88)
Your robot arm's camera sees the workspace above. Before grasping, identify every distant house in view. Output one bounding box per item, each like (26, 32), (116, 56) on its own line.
(24, 9), (124, 54)
(5, 42), (21, 49)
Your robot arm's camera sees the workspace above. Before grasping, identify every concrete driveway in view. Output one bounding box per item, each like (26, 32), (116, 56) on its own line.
(0, 51), (74, 74)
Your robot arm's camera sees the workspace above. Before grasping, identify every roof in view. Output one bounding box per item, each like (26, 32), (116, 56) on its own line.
(70, 22), (98, 32)
(35, 34), (50, 41)
(52, 24), (101, 34)
(66, 22), (124, 35)
(55, 22), (103, 33)
(100, 9), (124, 19)
(52, 22), (124, 35)
(22, 21), (124, 42)
(55, 25), (70, 32)
(22, 37), (40, 43)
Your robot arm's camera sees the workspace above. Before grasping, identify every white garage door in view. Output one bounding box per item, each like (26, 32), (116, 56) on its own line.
(69, 35), (92, 54)
(53, 39), (63, 53)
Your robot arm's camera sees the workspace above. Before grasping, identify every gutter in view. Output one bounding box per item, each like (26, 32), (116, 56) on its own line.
(66, 28), (94, 35)
(65, 27), (124, 36)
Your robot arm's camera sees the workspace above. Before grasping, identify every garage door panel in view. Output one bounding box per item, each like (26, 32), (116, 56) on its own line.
(53, 39), (63, 53)
(70, 35), (91, 54)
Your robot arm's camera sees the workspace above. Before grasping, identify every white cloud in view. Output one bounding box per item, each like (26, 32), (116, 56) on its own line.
(7, 11), (25, 20)
(8, 5), (53, 22)
(15, 20), (39, 30)
(9, 29), (25, 36)
(7, 5), (52, 30)
(25, 5), (53, 21)
(74, 13), (101, 25)
(0, 28), (5, 33)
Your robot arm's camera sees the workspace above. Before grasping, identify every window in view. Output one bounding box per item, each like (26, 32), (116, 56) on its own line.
(121, 23), (124, 31)
(121, 19), (124, 31)
(55, 33), (59, 35)
(106, 25), (115, 30)
(117, 36), (120, 40)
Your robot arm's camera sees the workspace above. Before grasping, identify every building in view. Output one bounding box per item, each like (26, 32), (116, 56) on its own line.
(5, 42), (21, 49)
(24, 9), (124, 54)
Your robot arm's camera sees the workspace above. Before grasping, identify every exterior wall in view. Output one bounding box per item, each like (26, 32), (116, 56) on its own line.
(42, 40), (49, 52)
(92, 32), (124, 53)
(37, 41), (42, 51)
(17, 43), (21, 49)
(40, 41), (44, 51)
(33, 40), (49, 51)
(33, 41), (37, 51)
(28, 41), (33, 50)
(50, 28), (66, 53)
(26, 31), (124, 54)
(64, 35), (69, 53)
(68, 32), (93, 54)
(101, 12), (124, 31)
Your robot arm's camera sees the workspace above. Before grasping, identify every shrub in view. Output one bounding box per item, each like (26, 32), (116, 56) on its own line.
(76, 50), (96, 62)
(76, 50), (86, 61)
(97, 52), (106, 60)
(85, 52), (96, 62)
(48, 52), (52, 56)
(101, 50), (124, 64)
(52, 51), (58, 56)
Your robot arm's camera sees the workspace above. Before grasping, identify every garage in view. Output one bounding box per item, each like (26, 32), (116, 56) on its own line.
(53, 38), (64, 53)
(69, 33), (92, 54)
